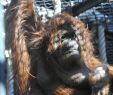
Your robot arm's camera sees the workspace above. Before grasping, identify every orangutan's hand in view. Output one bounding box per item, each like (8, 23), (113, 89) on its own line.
(89, 65), (110, 95)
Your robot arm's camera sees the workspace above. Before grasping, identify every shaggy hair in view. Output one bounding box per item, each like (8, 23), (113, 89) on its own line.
(45, 13), (103, 69)
(5, 0), (113, 95)
(5, 0), (45, 94)
(45, 13), (113, 95)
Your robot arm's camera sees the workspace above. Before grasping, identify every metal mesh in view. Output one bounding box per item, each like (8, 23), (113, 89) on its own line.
(35, 0), (113, 31)
(2, 0), (113, 32)
(36, 0), (86, 21)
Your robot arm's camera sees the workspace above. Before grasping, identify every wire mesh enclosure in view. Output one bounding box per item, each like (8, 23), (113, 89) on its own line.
(2, 0), (113, 34)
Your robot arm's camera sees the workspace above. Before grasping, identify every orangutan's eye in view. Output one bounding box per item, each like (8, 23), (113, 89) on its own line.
(62, 31), (75, 39)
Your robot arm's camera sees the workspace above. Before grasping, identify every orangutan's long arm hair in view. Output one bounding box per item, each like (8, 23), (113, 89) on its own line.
(4, 0), (45, 94)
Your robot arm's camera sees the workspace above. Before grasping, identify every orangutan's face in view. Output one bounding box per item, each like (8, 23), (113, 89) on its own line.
(52, 24), (81, 70)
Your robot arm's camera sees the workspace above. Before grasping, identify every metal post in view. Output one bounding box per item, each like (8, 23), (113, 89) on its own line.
(5, 51), (14, 95)
(98, 25), (107, 64)
(52, 0), (61, 14)
(0, 3), (6, 95)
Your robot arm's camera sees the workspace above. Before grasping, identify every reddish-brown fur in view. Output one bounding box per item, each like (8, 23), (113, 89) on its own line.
(45, 13), (113, 95)
(5, 0), (45, 94)
(46, 13), (102, 70)
(5, 0), (113, 95)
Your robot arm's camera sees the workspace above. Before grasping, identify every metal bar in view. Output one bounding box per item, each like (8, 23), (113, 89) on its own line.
(98, 25), (107, 64)
(72, 0), (107, 16)
(0, 4), (6, 95)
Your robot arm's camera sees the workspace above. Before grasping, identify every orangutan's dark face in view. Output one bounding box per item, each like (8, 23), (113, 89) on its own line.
(52, 24), (81, 70)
